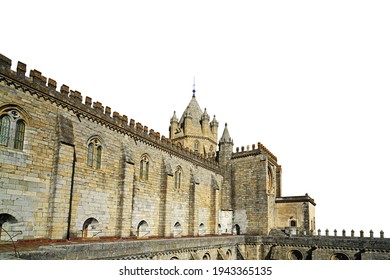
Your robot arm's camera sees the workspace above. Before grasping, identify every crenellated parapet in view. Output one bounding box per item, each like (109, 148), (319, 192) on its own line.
(0, 53), (220, 172)
(231, 142), (278, 162)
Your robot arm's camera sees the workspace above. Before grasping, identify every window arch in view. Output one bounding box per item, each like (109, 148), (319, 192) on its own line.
(0, 115), (10, 146)
(140, 155), (150, 180)
(174, 167), (182, 189)
(267, 166), (273, 192)
(86, 137), (103, 169)
(0, 109), (27, 150)
(194, 141), (199, 153)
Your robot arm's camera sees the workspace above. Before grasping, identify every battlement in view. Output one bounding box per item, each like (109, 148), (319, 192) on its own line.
(231, 142), (277, 162)
(0, 53), (220, 171)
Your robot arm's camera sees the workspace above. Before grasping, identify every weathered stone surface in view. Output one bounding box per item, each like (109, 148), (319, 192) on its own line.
(0, 52), (388, 260)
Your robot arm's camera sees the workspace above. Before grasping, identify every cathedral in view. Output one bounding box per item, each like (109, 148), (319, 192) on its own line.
(1, 53), (389, 260)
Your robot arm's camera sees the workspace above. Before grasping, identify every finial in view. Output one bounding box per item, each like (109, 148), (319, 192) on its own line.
(192, 76), (196, 97)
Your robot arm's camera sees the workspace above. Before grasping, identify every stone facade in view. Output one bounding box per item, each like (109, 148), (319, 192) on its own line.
(0, 52), (388, 260)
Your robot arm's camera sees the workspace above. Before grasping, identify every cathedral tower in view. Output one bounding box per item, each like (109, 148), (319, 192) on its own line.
(169, 89), (219, 157)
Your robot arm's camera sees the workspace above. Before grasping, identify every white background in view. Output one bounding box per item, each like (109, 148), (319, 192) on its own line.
(2, 0), (390, 236)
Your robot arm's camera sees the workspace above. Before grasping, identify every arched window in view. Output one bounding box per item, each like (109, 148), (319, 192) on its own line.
(86, 138), (103, 169)
(14, 120), (25, 150)
(194, 141), (199, 153)
(202, 253), (211, 260)
(0, 115), (10, 146)
(0, 109), (27, 150)
(267, 167), (273, 192)
(140, 155), (149, 180)
(174, 167), (182, 189)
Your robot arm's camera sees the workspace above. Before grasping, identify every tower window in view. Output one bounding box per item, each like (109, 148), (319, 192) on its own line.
(0, 109), (27, 150)
(194, 141), (199, 153)
(87, 138), (103, 169)
(0, 115), (10, 146)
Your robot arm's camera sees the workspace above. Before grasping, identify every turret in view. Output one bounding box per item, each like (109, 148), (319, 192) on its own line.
(169, 111), (178, 138)
(210, 115), (219, 137)
(201, 108), (210, 134)
(183, 108), (192, 135)
(218, 123), (234, 164)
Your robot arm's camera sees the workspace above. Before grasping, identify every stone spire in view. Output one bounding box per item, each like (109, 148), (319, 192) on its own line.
(220, 123), (233, 144)
(170, 111), (178, 123)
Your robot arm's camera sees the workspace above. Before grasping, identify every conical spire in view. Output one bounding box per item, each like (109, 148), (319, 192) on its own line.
(220, 123), (233, 144)
(170, 111), (178, 123)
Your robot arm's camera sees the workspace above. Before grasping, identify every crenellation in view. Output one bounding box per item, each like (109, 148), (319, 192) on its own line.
(69, 90), (82, 102)
(0, 53), (12, 69)
(85, 96), (92, 107)
(93, 101), (103, 112)
(17, 61), (27, 77)
(48, 78), (57, 90)
(60, 84), (69, 95)
(104, 106), (111, 116)
(29, 69), (46, 86)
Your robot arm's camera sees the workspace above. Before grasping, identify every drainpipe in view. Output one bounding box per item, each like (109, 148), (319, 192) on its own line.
(65, 144), (76, 240)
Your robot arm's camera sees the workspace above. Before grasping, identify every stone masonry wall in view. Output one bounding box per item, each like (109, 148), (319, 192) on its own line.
(0, 54), (223, 242)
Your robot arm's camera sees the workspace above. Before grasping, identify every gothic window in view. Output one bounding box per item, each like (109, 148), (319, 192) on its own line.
(140, 155), (149, 180)
(86, 138), (103, 169)
(0, 110), (26, 150)
(174, 167), (182, 189)
(14, 120), (25, 150)
(267, 167), (273, 193)
(194, 141), (199, 153)
(0, 115), (10, 146)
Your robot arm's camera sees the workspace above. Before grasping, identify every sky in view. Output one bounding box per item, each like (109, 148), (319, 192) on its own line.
(2, 0), (390, 237)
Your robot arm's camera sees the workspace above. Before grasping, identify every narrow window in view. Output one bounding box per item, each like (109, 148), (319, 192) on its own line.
(14, 120), (25, 150)
(194, 141), (199, 153)
(96, 145), (102, 169)
(86, 138), (103, 169)
(140, 156), (149, 180)
(87, 143), (94, 167)
(0, 115), (10, 146)
(175, 168), (182, 189)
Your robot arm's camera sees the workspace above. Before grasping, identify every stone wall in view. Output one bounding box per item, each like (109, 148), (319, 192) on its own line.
(0, 53), (223, 242)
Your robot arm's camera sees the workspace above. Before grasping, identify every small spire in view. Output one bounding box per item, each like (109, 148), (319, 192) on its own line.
(170, 111), (178, 123)
(192, 76), (196, 97)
